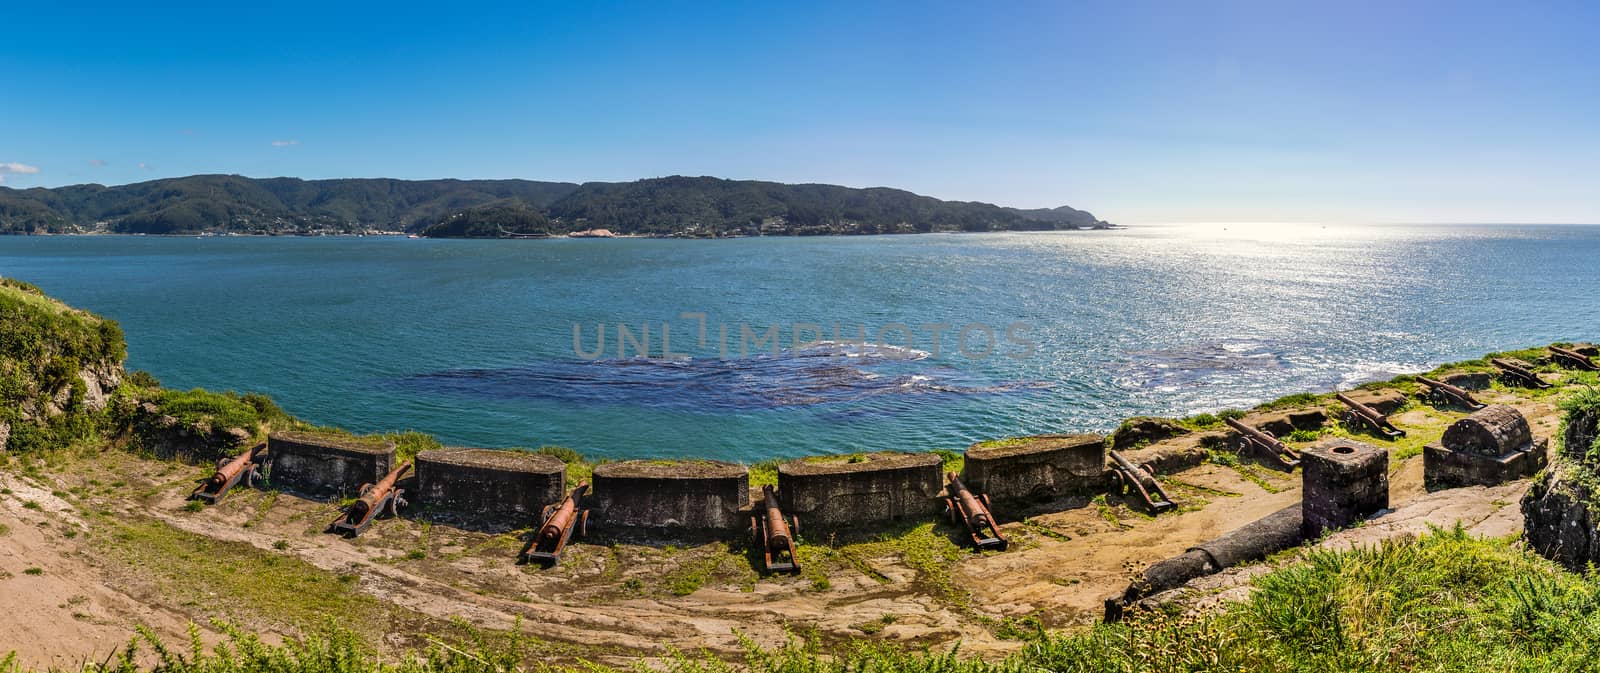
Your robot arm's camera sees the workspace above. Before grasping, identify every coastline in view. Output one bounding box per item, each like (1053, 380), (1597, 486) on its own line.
(0, 225), (1125, 240)
(2, 279), (1595, 669)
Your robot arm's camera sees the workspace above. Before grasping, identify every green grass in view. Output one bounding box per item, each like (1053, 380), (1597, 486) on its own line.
(534, 445), (594, 484)
(1560, 386), (1600, 462)
(973, 437), (1030, 450)
(148, 388), (262, 432)
(658, 543), (747, 596)
(26, 527), (1600, 673)
(747, 460), (780, 487)
(0, 279), (126, 432)
(94, 516), (391, 635)
(372, 430), (443, 463)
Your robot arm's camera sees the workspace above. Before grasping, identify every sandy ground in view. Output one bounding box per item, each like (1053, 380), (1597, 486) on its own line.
(0, 376), (1573, 669)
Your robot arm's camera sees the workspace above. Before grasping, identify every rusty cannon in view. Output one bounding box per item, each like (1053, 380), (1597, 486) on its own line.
(190, 443), (265, 504)
(1336, 393), (1406, 439)
(1223, 417), (1301, 470)
(1550, 346), (1599, 371)
(330, 461), (411, 537)
(944, 473), (1007, 551)
(519, 483), (590, 566)
(1491, 358), (1552, 389)
(1107, 450), (1175, 514)
(749, 485), (801, 573)
(1415, 375), (1486, 411)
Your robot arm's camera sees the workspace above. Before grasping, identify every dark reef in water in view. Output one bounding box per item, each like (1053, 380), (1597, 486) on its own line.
(391, 345), (1049, 412)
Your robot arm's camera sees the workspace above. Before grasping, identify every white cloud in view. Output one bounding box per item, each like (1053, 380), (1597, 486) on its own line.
(0, 162), (40, 184)
(89, 159), (108, 167)
(138, 162), (153, 171)
(271, 139), (300, 147)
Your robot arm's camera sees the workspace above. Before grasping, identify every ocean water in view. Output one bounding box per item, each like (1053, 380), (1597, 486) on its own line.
(2, 224), (1596, 461)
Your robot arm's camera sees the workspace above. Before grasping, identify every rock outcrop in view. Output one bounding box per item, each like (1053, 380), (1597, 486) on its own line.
(126, 401), (254, 462)
(1523, 466), (1600, 571)
(0, 278), (127, 451)
(1522, 391), (1600, 570)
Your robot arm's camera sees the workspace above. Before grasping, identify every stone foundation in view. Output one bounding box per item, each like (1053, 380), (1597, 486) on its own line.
(962, 434), (1105, 504)
(1340, 388), (1407, 415)
(1424, 405), (1547, 490)
(592, 460), (748, 532)
(1245, 409), (1329, 437)
(267, 431), (395, 498)
(778, 452), (943, 529)
(1440, 371), (1492, 390)
(1301, 438), (1388, 538)
(415, 448), (566, 526)
(1110, 418), (1190, 450)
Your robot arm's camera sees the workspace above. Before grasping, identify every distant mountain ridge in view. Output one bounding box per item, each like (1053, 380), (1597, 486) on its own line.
(0, 174), (1112, 237)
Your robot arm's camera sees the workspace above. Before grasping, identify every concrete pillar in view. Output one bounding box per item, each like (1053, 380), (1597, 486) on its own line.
(1301, 438), (1388, 538)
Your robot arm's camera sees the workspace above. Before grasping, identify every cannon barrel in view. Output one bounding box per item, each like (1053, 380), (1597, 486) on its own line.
(1415, 376), (1485, 409)
(208, 443), (262, 488)
(947, 473), (991, 529)
(1109, 449), (1148, 481)
(1336, 393), (1405, 437)
(351, 462), (411, 520)
(760, 485), (792, 549)
(540, 484), (588, 544)
(1492, 358), (1551, 388)
(1336, 393), (1376, 421)
(1108, 449), (1176, 513)
(1551, 346), (1599, 371)
(1225, 417), (1285, 452)
(1416, 375), (1467, 396)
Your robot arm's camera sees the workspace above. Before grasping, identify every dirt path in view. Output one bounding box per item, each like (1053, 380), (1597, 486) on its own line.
(0, 470), (218, 670)
(0, 374), (1574, 668)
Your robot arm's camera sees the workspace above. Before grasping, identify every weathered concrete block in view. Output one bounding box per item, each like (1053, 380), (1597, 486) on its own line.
(1440, 371), (1492, 390)
(267, 431), (395, 498)
(592, 460), (748, 532)
(1110, 418), (1190, 450)
(1342, 389), (1407, 415)
(1287, 409), (1330, 431)
(963, 434), (1105, 504)
(415, 448), (566, 525)
(778, 452), (943, 529)
(1301, 438), (1388, 538)
(1425, 405), (1548, 490)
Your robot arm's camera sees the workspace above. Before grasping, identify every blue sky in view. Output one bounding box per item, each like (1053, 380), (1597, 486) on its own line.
(3, 1), (1597, 224)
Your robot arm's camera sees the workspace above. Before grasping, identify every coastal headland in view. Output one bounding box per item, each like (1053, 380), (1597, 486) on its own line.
(0, 174), (1115, 238)
(1, 277), (1596, 670)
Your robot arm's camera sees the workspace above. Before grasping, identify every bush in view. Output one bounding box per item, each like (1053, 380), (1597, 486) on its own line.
(153, 389), (260, 430)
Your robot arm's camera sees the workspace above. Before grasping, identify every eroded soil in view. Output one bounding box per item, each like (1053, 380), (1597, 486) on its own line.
(0, 371), (1576, 669)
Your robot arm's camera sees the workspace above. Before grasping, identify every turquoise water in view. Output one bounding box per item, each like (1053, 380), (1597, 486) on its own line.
(2, 224), (1596, 461)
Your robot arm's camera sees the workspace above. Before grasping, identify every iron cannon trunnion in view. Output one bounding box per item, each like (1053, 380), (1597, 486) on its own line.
(1336, 393), (1406, 439)
(1107, 450), (1176, 514)
(190, 443), (266, 505)
(520, 483), (590, 567)
(944, 472), (1007, 551)
(329, 461), (412, 537)
(1414, 376), (1486, 411)
(750, 485), (801, 574)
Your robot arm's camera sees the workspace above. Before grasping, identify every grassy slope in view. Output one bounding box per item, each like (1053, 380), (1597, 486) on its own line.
(12, 528), (1597, 673)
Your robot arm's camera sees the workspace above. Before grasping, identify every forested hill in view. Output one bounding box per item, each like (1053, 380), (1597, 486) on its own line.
(0, 174), (1113, 237)
(0, 175), (579, 235)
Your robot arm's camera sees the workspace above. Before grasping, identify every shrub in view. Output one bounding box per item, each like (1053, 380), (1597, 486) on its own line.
(153, 389), (260, 430)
